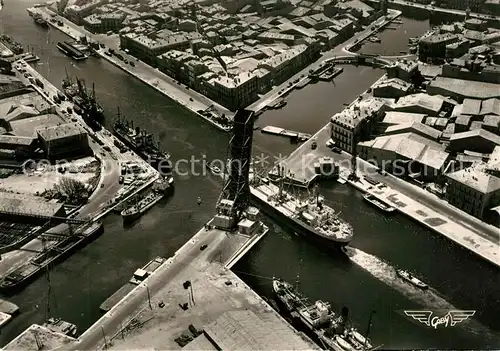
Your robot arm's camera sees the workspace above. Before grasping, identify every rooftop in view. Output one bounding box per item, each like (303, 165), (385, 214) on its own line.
(447, 162), (500, 194)
(382, 112), (426, 125)
(211, 71), (256, 89)
(392, 93), (444, 114)
(36, 122), (86, 141)
(360, 132), (448, 170)
(450, 129), (500, 145)
(331, 98), (386, 129)
(0, 193), (65, 217)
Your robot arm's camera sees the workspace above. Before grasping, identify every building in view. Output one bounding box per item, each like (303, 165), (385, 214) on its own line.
(386, 60), (419, 82)
(0, 135), (37, 161)
(204, 72), (258, 111)
(357, 132), (449, 181)
(64, 0), (106, 25)
(36, 122), (90, 159)
(427, 76), (500, 100)
(383, 121), (442, 141)
(390, 93), (444, 116)
(120, 33), (192, 65)
(330, 98), (386, 153)
(372, 78), (411, 98)
(445, 162), (500, 220)
(448, 129), (500, 154)
(418, 33), (459, 63)
(257, 44), (317, 86)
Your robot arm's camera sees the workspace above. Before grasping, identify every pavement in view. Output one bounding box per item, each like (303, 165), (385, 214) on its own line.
(283, 121), (500, 267)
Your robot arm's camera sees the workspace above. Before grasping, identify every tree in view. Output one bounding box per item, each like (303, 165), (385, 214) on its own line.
(54, 177), (89, 205)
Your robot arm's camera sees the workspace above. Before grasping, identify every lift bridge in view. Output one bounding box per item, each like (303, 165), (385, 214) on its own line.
(213, 109), (255, 230)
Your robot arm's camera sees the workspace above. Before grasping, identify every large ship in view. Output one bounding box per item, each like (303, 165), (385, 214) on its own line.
(121, 181), (170, 223)
(62, 74), (104, 131)
(113, 110), (172, 175)
(273, 278), (373, 351)
(250, 173), (353, 248)
(0, 221), (103, 292)
(57, 41), (87, 60)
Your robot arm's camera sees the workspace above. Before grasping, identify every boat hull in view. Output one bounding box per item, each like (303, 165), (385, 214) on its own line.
(251, 187), (350, 248)
(0, 222), (104, 293)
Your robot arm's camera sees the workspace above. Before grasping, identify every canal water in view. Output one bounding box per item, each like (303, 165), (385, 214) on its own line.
(1, 2), (499, 349)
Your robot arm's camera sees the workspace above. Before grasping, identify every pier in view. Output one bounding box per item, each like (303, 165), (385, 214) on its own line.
(3, 222), (318, 350)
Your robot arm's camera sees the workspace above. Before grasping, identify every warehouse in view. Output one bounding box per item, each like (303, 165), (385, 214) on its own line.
(36, 122), (90, 159)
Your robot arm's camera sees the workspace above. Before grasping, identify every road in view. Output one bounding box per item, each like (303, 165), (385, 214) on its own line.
(70, 227), (226, 350)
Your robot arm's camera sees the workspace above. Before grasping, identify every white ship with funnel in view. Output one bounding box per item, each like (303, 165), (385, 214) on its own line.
(249, 172), (353, 247)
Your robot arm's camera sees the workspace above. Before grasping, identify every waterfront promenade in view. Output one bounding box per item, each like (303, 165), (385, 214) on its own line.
(29, 6), (402, 120)
(283, 122), (500, 267)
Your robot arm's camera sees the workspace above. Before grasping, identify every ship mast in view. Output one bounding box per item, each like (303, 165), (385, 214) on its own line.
(364, 310), (376, 348)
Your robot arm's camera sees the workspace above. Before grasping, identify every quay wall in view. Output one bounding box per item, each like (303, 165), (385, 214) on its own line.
(28, 7), (232, 132)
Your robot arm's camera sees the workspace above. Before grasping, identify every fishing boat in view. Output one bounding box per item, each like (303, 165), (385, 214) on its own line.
(396, 269), (428, 290)
(363, 193), (395, 213)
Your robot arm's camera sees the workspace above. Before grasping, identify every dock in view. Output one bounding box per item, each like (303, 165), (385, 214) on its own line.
(2, 220), (319, 350)
(99, 257), (166, 313)
(261, 126), (311, 142)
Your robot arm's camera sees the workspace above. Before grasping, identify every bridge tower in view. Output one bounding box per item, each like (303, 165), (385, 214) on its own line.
(380, 0), (388, 15)
(213, 109), (254, 230)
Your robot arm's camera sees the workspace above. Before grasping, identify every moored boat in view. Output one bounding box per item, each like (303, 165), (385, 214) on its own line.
(363, 193), (395, 213)
(396, 269), (428, 290)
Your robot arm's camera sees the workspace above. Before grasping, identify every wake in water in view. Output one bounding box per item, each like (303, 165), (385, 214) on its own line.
(345, 247), (500, 342)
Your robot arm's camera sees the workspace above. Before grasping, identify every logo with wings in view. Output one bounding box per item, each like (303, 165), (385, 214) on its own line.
(404, 310), (475, 329)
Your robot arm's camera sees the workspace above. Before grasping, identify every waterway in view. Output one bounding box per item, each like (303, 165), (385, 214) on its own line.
(0, 3), (499, 349)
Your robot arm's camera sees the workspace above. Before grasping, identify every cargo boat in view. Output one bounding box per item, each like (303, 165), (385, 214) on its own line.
(396, 269), (428, 290)
(33, 14), (49, 28)
(57, 41), (87, 60)
(113, 111), (172, 175)
(363, 193), (395, 213)
(273, 278), (373, 351)
(0, 34), (23, 55)
(62, 74), (104, 131)
(99, 257), (166, 312)
(0, 221), (104, 292)
(250, 174), (353, 248)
